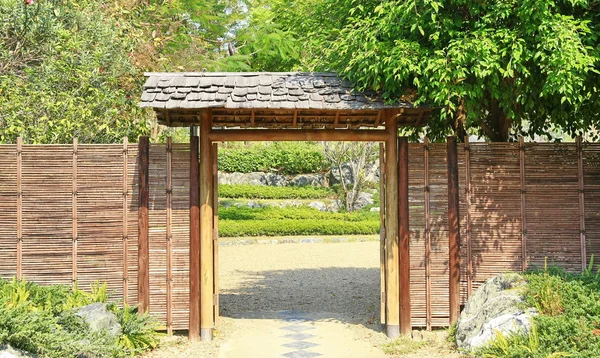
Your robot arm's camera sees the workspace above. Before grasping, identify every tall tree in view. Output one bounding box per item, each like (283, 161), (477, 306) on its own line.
(250, 0), (600, 141)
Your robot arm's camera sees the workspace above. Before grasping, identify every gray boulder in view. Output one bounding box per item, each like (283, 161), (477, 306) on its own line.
(0, 345), (37, 358)
(241, 172), (267, 186)
(265, 173), (288, 187)
(246, 201), (261, 209)
(308, 201), (327, 211)
(289, 174), (327, 187)
(353, 192), (374, 210)
(75, 303), (122, 337)
(455, 273), (536, 351)
(330, 163), (354, 186)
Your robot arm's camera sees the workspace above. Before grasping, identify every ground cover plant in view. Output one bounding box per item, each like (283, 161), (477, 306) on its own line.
(219, 206), (379, 237)
(475, 260), (600, 357)
(0, 278), (161, 357)
(219, 184), (334, 200)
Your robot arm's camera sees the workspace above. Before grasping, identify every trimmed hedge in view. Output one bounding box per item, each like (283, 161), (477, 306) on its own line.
(219, 206), (380, 236)
(219, 219), (380, 237)
(219, 184), (334, 200)
(218, 142), (329, 174)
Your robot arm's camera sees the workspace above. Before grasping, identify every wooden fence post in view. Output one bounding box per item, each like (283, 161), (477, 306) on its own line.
(212, 143), (220, 327)
(137, 136), (150, 314)
(122, 137), (129, 304)
(519, 137), (528, 271)
(424, 138), (431, 331)
(379, 143), (386, 325)
(166, 137), (173, 335)
(398, 137), (411, 336)
(577, 136), (587, 271)
(447, 136), (461, 324)
(464, 136), (473, 298)
(16, 137), (22, 280)
(385, 115), (399, 338)
(72, 138), (78, 288)
(189, 135), (200, 341)
(200, 110), (214, 342)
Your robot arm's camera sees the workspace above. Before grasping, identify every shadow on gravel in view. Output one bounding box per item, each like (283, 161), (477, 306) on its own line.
(219, 267), (384, 332)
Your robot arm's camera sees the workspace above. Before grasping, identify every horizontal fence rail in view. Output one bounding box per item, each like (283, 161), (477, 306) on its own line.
(1, 138), (600, 330)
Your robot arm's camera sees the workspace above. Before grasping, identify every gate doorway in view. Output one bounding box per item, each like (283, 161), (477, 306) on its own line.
(140, 72), (436, 341)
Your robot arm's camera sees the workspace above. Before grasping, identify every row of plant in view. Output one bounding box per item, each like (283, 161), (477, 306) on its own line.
(219, 184), (335, 200)
(472, 261), (600, 357)
(0, 279), (160, 358)
(219, 206), (379, 237)
(218, 142), (329, 174)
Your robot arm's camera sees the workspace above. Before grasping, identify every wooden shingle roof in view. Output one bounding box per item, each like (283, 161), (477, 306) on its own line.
(140, 72), (430, 129)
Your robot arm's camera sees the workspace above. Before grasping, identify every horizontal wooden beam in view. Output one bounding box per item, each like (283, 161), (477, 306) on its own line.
(208, 129), (392, 142)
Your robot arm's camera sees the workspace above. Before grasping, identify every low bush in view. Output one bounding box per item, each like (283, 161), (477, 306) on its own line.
(219, 218), (379, 237)
(0, 278), (160, 357)
(218, 142), (329, 174)
(219, 206), (379, 222)
(219, 184), (334, 200)
(475, 259), (600, 357)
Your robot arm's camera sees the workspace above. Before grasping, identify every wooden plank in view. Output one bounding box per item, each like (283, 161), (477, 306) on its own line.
(379, 143), (386, 325)
(72, 138), (78, 288)
(122, 137), (129, 304)
(189, 135), (200, 341)
(250, 110), (255, 127)
(385, 115), (399, 338)
(398, 137), (411, 336)
(333, 112), (340, 128)
(166, 137), (173, 335)
(464, 136), (472, 297)
(16, 138), (22, 280)
(200, 110), (214, 341)
(138, 136), (150, 313)
(292, 110), (298, 128)
(577, 136), (586, 271)
(520, 137), (527, 271)
(447, 136), (461, 324)
(374, 110), (383, 128)
(424, 138), (431, 331)
(208, 129), (391, 142)
(212, 143), (219, 326)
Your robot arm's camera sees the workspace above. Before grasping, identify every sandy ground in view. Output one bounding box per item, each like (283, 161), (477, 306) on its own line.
(144, 242), (462, 357)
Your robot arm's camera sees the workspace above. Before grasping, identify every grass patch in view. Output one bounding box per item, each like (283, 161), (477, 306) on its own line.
(475, 259), (600, 357)
(0, 278), (160, 357)
(382, 336), (427, 355)
(219, 184), (334, 200)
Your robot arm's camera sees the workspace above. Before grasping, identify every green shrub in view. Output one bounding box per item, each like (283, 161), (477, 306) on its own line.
(475, 261), (600, 357)
(219, 219), (379, 237)
(116, 304), (162, 356)
(219, 184), (334, 199)
(219, 142), (329, 174)
(219, 206), (379, 222)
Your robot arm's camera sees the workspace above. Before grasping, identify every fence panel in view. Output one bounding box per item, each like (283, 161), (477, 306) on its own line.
(0, 145), (17, 280)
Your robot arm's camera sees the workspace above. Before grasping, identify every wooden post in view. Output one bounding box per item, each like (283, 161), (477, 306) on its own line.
(379, 143), (386, 325)
(72, 138), (78, 288)
(385, 115), (400, 338)
(398, 137), (411, 336)
(424, 138), (431, 331)
(464, 136), (472, 298)
(189, 135), (200, 341)
(166, 137), (173, 335)
(519, 137), (528, 271)
(122, 137), (129, 304)
(137, 136), (150, 314)
(16, 137), (22, 280)
(212, 143), (219, 326)
(447, 136), (461, 324)
(577, 136), (587, 271)
(200, 110), (214, 341)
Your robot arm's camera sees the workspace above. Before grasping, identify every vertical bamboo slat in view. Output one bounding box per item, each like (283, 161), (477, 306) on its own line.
(138, 137), (150, 313)
(166, 137), (173, 335)
(200, 111), (214, 341)
(16, 138), (22, 280)
(72, 138), (78, 287)
(379, 143), (386, 325)
(424, 138), (431, 331)
(520, 138), (527, 271)
(122, 138), (129, 304)
(463, 137), (472, 297)
(212, 143), (219, 326)
(577, 136), (587, 271)
(447, 137), (461, 324)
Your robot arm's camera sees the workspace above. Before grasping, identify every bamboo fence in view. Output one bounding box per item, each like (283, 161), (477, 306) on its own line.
(0, 138), (599, 330)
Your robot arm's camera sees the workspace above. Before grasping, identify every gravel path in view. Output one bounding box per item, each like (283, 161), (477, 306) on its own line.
(145, 241), (461, 357)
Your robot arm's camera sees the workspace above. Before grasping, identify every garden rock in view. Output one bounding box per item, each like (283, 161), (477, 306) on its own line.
(290, 174), (327, 187)
(246, 201), (261, 209)
(353, 192), (374, 210)
(326, 200), (342, 212)
(75, 303), (122, 337)
(265, 173), (288, 187)
(455, 273), (536, 351)
(330, 163), (354, 186)
(308, 201), (327, 211)
(242, 172), (268, 186)
(370, 207), (380, 212)
(0, 345), (37, 358)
